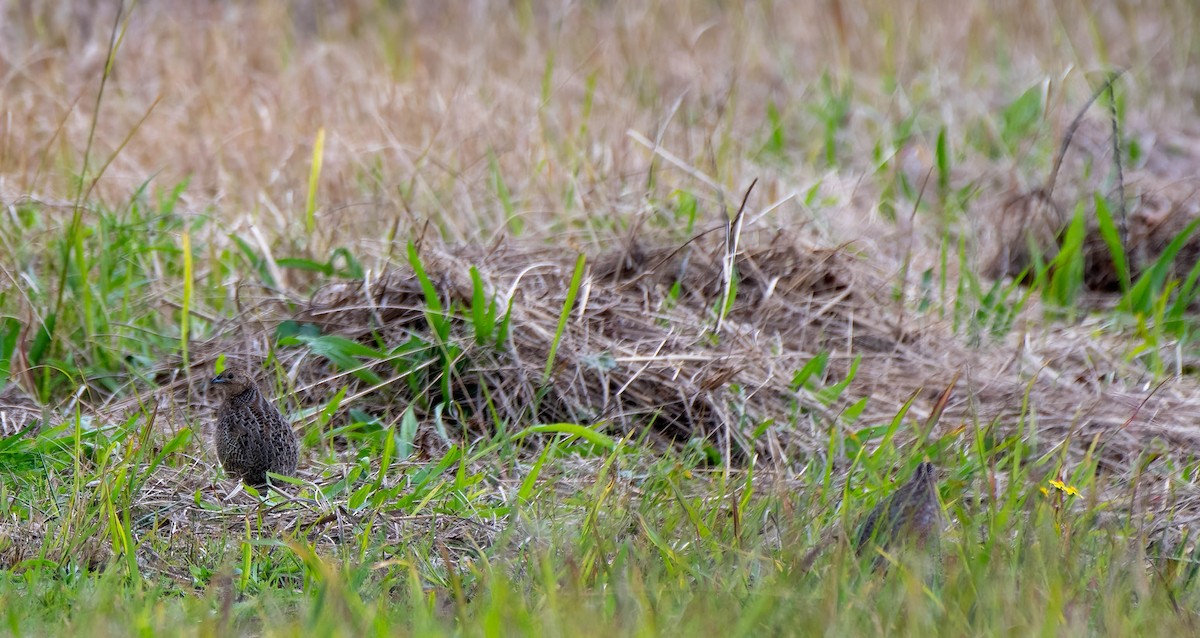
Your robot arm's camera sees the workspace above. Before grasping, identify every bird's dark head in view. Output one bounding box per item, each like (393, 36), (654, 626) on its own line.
(914, 461), (937, 482)
(210, 366), (257, 395)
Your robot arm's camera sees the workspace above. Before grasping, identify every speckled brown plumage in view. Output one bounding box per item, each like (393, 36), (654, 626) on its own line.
(855, 462), (942, 557)
(211, 366), (299, 487)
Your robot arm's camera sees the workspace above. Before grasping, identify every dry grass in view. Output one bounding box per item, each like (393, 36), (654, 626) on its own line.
(3, 0), (1200, 499)
(2, 1), (1196, 236)
(5, 3), (1200, 629)
(181, 229), (1200, 467)
(63, 220), (1194, 572)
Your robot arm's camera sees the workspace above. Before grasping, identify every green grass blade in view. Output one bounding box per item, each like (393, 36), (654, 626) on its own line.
(1093, 193), (1130, 293)
(406, 242), (450, 343)
(1125, 217), (1200, 314)
(305, 127), (326, 235)
(513, 422), (617, 451)
(180, 229), (192, 371)
(0, 317), (19, 390)
(543, 254), (586, 382)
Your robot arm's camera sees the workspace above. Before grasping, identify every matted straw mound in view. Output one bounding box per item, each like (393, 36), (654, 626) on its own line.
(298, 230), (881, 466)
(251, 228), (1200, 475)
(44, 225), (1200, 570)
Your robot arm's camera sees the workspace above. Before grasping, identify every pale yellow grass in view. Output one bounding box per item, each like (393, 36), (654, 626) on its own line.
(2, 0), (1195, 255)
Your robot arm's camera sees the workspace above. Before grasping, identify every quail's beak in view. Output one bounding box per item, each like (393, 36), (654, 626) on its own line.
(211, 375), (226, 385)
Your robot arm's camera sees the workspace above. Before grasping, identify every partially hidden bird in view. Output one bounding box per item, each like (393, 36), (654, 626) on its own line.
(211, 365), (299, 488)
(855, 461), (942, 558)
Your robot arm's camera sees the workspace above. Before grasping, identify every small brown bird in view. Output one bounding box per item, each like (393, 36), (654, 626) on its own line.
(855, 461), (942, 558)
(211, 366), (299, 488)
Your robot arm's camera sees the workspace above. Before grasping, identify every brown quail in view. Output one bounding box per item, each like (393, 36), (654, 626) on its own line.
(211, 366), (299, 487)
(855, 461), (942, 558)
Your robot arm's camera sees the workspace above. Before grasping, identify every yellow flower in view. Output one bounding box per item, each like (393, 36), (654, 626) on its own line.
(1048, 479), (1080, 497)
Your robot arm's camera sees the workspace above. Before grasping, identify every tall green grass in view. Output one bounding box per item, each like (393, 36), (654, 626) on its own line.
(1, 402), (1196, 635)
